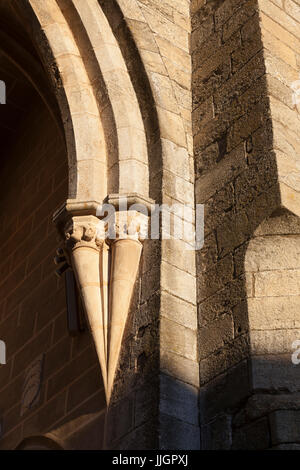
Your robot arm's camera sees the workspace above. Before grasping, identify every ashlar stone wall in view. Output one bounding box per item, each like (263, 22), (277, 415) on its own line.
(0, 91), (106, 451)
(192, 0), (300, 449)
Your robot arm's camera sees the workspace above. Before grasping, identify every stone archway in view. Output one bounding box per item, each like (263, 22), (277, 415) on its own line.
(7, 0), (154, 405)
(0, 0), (73, 450)
(14, 0), (150, 204)
(0, 0), (199, 450)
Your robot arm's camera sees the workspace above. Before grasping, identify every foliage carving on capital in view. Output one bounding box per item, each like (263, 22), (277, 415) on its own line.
(108, 210), (148, 242)
(64, 216), (105, 251)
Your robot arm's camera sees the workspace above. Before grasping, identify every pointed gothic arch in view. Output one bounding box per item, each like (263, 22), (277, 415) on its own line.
(3, 0), (154, 405)
(12, 0), (150, 204)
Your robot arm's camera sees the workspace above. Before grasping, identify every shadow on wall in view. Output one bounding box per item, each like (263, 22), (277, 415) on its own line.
(192, 0), (300, 450)
(98, 0), (163, 203)
(198, 162), (300, 449)
(200, 354), (300, 450)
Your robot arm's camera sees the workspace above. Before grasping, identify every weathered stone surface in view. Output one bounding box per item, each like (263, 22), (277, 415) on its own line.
(245, 235), (300, 271)
(251, 355), (300, 392)
(160, 350), (199, 388)
(260, 11), (300, 53)
(259, 0), (300, 38)
(160, 374), (198, 426)
(195, 143), (247, 203)
(232, 300), (249, 337)
(191, 15), (215, 50)
(234, 392), (300, 427)
(198, 276), (248, 326)
(248, 296), (300, 330)
(141, 5), (189, 51)
(222, 0), (258, 42)
(200, 334), (250, 385)
(251, 329), (300, 355)
(161, 291), (197, 331)
(200, 360), (250, 422)
(262, 28), (297, 70)
(201, 413), (232, 450)
(231, 17), (262, 73)
(160, 317), (197, 361)
(232, 417), (270, 450)
(161, 261), (196, 305)
(270, 410), (300, 445)
(255, 209), (300, 236)
(216, 212), (250, 258)
(215, 0), (249, 30)
(199, 315), (234, 360)
(197, 254), (234, 302)
(160, 413), (200, 450)
(254, 269), (300, 297)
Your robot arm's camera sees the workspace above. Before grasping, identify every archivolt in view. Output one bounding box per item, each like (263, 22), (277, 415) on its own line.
(12, 0), (149, 205)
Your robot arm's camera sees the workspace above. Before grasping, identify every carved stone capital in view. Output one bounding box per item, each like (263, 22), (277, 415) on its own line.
(107, 210), (148, 243)
(62, 215), (108, 396)
(64, 215), (105, 251)
(53, 211), (148, 405)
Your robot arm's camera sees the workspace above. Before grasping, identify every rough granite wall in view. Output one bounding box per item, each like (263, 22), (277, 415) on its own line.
(192, 0), (300, 450)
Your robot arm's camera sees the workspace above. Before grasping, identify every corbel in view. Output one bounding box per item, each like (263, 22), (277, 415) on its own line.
(106, 210), (148, 403)
(53, 200), (150, 405)
(64, 215), (108, 396)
